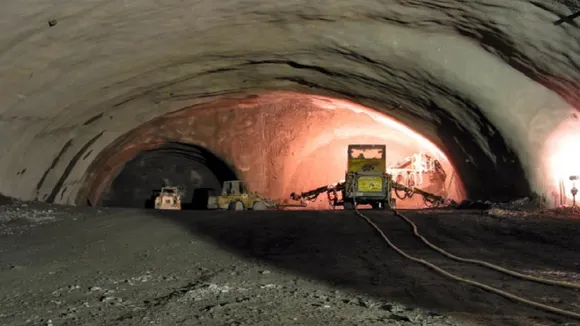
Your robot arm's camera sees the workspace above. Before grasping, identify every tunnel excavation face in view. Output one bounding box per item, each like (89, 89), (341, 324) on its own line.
(282, 101), (468, 209)
(99, 143), (237, 209)
(82, 92), (467, 210)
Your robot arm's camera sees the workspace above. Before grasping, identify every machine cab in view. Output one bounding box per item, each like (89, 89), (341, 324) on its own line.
(154, 186), (182, 210)
(221, 180), (249, 196)
(347, 144), (386, 173)
(344, 144), (388, 196)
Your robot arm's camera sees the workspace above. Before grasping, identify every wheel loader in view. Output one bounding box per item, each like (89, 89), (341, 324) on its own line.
(207, 180), (276, 210)
(154, 186), (182, 210)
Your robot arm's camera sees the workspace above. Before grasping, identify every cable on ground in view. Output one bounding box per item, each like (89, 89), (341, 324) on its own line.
(391, 209), (580, 290)
(351, 195), (580, 320)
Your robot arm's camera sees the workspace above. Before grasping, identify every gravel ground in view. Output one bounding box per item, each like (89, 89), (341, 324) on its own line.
(0, 199), (579, 326)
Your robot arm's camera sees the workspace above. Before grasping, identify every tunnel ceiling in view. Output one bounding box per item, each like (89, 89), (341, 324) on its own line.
(0, 1), (579, 204)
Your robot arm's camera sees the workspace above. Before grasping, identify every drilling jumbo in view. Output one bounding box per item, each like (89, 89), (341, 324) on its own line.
(290, 144), (445, 209)
(342, 144), (394, 209)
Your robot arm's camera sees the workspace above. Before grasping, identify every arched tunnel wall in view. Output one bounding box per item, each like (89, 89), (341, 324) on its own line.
(83, 93), (467, 209)
(0, 1), (579, 207)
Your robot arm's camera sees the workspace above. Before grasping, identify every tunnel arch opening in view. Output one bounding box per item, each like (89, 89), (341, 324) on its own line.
(96, 142), (238, 209)
(3, 0), (577, 209)
(75, 91), (483, 210)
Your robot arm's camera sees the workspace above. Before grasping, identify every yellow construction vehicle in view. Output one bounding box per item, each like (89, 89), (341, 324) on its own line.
(154, 186), (182, 210)
(290, 144), (445, 209)
(207, 180), (276, 210)
(343, 144), (395, 209)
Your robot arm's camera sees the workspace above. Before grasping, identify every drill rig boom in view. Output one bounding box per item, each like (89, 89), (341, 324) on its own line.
(290, 145), (447, 209)
(290, 182), (344, 202)
(290, 176), (445, 209)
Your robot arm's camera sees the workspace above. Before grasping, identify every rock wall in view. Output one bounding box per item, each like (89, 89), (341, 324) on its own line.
(87, 95), (464, 207)
(0, 1), (578, 205)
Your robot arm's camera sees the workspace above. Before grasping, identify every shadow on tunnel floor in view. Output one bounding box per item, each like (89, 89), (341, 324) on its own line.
(145, 209), (580, 323)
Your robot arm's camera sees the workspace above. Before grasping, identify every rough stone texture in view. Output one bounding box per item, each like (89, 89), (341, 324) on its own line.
(0, 0), (579, 204)
(86, 95), (463, 208)
(1, 202), (580, 325)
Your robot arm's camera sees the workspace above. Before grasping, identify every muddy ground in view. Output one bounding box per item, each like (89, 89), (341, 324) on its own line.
(0, 200), (580, 326)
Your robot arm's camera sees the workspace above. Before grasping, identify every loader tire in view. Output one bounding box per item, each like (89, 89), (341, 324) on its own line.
(228, 201), (245, 211)
(252, 201), (268, 211)
(343, 201), (355, 210)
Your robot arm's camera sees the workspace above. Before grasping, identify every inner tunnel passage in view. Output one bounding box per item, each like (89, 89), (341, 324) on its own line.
(86, 93), (468, 210)
(100, 143), (237, 209)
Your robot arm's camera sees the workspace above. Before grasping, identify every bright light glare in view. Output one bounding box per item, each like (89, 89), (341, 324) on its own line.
(545, 119), (580, 200)
(549, 134), (580, 180)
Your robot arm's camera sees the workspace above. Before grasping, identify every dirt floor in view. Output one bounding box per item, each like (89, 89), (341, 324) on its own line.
(1, 200), (580, 326)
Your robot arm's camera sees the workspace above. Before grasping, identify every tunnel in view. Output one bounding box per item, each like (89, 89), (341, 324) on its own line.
(0, 1), (579, 209)
(81, 93), (467, 210)
(98, 142), (238, 209)
(2, 3), (580, 325)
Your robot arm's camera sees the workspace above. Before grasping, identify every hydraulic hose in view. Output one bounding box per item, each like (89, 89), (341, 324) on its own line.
(350, 194), (580, 320)
(392, 210), (580, 290)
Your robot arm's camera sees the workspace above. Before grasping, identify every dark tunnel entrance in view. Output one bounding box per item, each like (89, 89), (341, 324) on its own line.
(99, 142), (238, 209)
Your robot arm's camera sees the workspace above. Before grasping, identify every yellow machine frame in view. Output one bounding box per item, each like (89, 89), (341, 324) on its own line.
(343, 144), (394, 209)
(154, 186), (182, 210)
(207, 180), (272, 210)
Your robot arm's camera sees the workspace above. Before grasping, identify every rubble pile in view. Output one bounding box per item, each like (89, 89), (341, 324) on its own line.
(452, 197), (545, 219)
(540, 206), (580, 219)
(460, 196), (580, 219)
(0, 201), (56, 224)
(0, 194), (91, 235)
